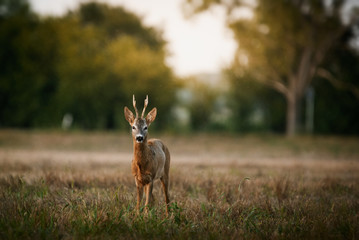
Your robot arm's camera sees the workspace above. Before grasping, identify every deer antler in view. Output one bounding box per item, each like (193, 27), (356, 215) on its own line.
(132, 95), (139, 119)
(141, 95), (148, 118)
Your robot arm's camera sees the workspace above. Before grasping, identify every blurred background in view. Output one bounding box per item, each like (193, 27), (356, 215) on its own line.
(1, 0), (359, 137)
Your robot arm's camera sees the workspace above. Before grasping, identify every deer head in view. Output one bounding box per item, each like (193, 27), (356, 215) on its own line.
(124, 95), (157, 143)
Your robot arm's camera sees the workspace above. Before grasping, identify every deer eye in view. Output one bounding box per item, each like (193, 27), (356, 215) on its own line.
(132, 126), (136, 130)
(144, 126), (148, 130)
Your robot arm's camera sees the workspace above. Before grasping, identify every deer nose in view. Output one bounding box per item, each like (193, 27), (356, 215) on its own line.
(136, 135), (144, 142)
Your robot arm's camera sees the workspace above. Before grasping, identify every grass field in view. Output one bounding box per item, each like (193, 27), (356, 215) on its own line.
(0, 130), (358, 239)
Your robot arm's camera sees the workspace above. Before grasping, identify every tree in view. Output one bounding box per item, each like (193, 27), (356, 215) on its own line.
(77, 2), (165, 50)
(55, 2), (176, 129)
(185, 0), (359, 136)
(0, 0), (60, 127)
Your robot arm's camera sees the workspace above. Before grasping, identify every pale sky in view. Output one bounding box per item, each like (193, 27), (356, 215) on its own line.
(28, 0), (237, 77)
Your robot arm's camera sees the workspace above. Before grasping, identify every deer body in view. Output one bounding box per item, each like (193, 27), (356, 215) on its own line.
(132, 139), (167, 184)
(125, 96), (170, 216)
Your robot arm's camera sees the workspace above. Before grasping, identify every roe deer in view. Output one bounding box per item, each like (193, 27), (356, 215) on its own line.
(124, 95), (171, 216)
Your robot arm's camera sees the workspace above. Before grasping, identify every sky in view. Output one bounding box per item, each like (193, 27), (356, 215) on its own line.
(28, 0), (237, 77)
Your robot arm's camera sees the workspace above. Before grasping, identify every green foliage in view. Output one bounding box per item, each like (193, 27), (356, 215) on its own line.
(77, 2), (165, 50)
(0, 2), (59, 127)
(0, 0), (30, 17)
(0, 1), (175, 130)
(175, 76), (232, 132)
(314, 78), (359, 135)
(313, 38), (359, 135)
(227, 70), (286, 133)
(187, 79), (218, 131)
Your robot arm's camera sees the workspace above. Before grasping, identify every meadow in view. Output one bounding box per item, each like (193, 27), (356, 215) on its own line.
(0, 130), (358, 239)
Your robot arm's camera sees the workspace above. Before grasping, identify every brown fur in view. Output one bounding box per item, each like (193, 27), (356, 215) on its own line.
(124, 96), (170, 216)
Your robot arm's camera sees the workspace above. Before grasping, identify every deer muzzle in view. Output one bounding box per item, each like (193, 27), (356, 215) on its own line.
(136, 135), (144, 143)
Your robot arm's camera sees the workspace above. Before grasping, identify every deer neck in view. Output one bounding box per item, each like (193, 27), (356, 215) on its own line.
(133, 140), (150, 165)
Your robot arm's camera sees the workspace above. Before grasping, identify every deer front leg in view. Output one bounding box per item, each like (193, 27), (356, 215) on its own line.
(136, 184), (143, 214)
(144, 181), (154, 214)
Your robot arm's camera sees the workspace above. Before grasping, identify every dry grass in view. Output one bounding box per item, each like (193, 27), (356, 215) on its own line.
(0, 130), (358, 239)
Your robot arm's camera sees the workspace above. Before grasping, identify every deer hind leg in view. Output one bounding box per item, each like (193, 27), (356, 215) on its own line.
(151, 191), (156, 203)
(144, 182), (154, 214)
(160, 176), (170, 216)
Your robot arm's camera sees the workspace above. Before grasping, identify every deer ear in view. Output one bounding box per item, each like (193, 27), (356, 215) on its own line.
(124, 107), (135, 125)
(146, 107), (157, 125)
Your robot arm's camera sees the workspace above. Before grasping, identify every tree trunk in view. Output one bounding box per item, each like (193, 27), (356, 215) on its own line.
(286, 95), (297, 137)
